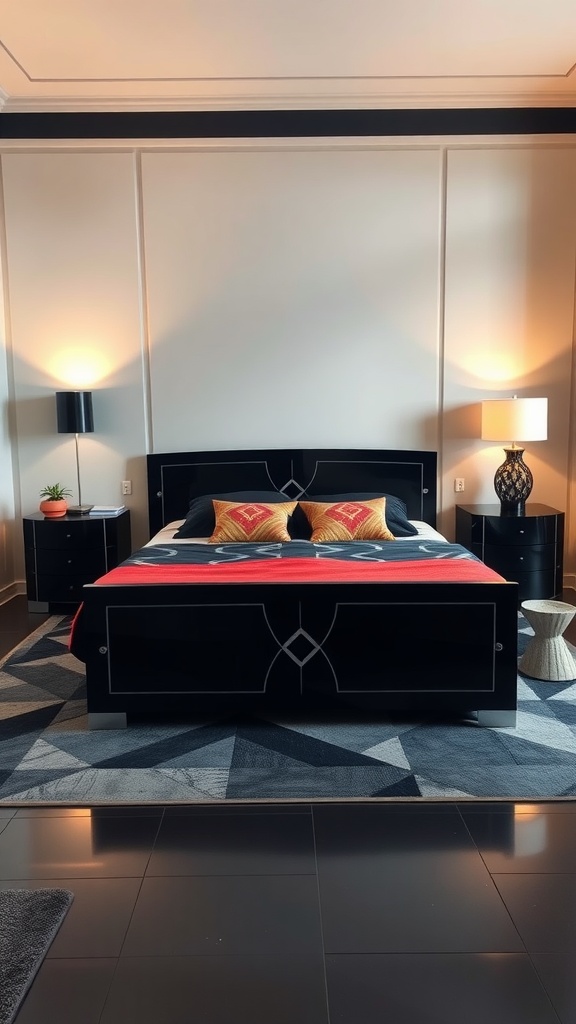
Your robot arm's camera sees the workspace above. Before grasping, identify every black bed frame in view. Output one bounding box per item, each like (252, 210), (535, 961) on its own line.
(79, 448), (519, 729)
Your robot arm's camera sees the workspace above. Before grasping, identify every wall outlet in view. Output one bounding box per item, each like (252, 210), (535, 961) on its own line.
(454, 478), (465, 493)
(122, 480), (132, 495)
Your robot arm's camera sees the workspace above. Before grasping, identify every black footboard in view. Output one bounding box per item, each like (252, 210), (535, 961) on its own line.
(78, 579), (519, 728)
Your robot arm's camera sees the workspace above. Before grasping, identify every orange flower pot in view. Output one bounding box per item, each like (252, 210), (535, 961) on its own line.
(39, 499), (68, 518)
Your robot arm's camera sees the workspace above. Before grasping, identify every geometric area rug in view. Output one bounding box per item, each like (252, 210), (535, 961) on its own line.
(1, 613), (576, 804)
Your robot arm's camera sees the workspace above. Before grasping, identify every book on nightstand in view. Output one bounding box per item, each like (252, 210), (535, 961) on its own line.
(88, 505), (126, 516)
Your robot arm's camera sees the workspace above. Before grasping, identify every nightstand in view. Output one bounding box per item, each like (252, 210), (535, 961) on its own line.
(23, 510), (132, 611)
(455, 503), (564, 603)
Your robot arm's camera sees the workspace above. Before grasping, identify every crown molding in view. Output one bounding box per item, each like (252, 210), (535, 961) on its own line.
(2, 89), (576, 115)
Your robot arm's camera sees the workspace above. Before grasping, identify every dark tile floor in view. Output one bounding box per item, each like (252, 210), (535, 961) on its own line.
(1, 594), (576, 1022)
(3, 801), (576, 1023)
(0, 593), (50, 659)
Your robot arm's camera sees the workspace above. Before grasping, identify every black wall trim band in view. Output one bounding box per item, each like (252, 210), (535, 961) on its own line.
(1, 107), (576, 140)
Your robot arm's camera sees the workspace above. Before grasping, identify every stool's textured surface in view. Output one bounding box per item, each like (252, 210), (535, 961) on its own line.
(519, 599), (576, 681)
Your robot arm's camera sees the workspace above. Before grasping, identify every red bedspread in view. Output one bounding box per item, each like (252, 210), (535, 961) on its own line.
(90, 556), (504, 586)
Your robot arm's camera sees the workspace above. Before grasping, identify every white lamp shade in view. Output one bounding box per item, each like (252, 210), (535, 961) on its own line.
(481, 397), (548, 443)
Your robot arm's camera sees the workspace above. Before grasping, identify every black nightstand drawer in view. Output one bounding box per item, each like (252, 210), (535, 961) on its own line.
(478, 517), (556, 546)
(35, 547), (109, 575)
(483, 543), (555, 575)
(512, 570), (556, 602)
(31, 518), (106, 550)
(35, 575), (91, 603)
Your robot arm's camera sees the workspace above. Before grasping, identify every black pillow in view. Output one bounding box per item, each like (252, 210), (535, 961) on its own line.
(303, 493), (419, 538)
(173, 491), (308, 539)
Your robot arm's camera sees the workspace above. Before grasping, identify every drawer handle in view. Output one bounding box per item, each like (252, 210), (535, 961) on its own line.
(519, 530), (524, 534)
(495, 642), (503, 652)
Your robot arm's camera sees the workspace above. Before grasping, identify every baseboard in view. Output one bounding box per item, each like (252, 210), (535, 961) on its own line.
(564, 576), (576, 592)
(0, 581), (25, 605)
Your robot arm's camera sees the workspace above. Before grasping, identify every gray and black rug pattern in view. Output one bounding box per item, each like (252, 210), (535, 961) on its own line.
(1, 614), (576, 802)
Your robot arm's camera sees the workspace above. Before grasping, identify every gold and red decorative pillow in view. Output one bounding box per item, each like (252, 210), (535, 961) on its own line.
(298, 498), (395, 543)
(209, 499), (298, 543)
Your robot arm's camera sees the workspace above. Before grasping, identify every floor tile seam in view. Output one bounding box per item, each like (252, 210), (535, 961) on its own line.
(0, 873), (150, 882)
(526, 953), (568, 1024)
(138, 805), (168, 877)
(158, 811), (315, 819)
(459, 806), (576, 815)
(142, 871), (320, 879)
(96, 953), (122, 1024)
(0, 802), (315, 812)
(324, 950), (535, 958)
(456, 806), (497, 866)
(310, 805), (332, 1024)
(113, 951), (328, 959)
(0, 874), (143, 884)
(491, 870), (576, 877)
(114, 872), (150, 963)
(11, 807), (165, 816)
(46, 951), (126, 962)
(323, 943), (530, 955)
(480, 867), (532, 955)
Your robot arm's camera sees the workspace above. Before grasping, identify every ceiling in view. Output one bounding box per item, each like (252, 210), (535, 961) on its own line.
(0, 0), (575, 113)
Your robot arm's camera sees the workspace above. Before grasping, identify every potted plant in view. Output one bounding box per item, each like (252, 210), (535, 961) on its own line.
(39, 483), (72, 518)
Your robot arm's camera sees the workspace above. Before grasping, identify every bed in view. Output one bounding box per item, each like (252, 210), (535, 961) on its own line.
(72, 448), (519, 729)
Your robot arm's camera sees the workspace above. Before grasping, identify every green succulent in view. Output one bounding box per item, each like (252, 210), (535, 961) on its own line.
(39, 483), (72, 500)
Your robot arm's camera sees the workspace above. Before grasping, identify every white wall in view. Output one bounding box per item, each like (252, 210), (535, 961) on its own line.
(1, 151), (149, 562)
(0, 137), (575, 576)
(442, 145), (576, 540)
(141, 148), (441, 453)
(0, 162), (18, 600)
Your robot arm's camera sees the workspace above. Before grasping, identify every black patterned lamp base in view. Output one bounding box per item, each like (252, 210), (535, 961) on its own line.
(494, 446), (533, 516)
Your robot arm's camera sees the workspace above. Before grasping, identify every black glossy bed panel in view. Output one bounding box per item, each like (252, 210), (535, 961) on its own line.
(83, 580), (518, 719)
(146, 448), (437, 535)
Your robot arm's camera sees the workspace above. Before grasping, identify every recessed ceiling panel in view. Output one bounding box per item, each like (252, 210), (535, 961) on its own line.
(0, 0), (575, 110)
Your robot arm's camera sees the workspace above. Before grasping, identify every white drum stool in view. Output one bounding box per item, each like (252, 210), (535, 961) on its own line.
(519, 599), (576, 681)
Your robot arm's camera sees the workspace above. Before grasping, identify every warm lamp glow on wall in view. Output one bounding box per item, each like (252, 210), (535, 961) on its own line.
(47, 349), (112, 387)
(481, 396), (548, 516)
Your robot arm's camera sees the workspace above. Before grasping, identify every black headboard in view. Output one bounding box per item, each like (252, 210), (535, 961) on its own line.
(147, 448), (437, 537)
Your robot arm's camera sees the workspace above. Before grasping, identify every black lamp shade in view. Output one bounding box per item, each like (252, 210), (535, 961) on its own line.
(56, 391), (94, 434)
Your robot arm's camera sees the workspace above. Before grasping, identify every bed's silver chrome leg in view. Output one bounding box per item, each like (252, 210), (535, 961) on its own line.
(477, 710), (516, 728)
(88, 712), (127, 730)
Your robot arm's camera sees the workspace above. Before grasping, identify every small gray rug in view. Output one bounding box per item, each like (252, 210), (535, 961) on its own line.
(0, 888), (73, 1024)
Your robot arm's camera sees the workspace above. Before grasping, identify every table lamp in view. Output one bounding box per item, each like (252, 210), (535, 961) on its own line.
(56, 390), (94, 514)
(481, 395), (548, 516)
